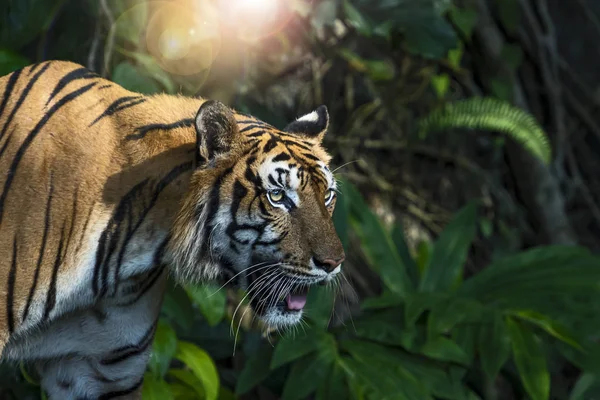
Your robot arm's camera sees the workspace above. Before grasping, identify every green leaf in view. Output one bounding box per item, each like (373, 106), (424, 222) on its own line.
(333, 179), (350, 250)
(431, 74), (450, 99)
(448, 6), (478, 39)
(338, 49), (394, 81)
(271, 329), (329, 369)
(569, 373), (600, 400)
(282, 352), (335, 400)
(345, 181), (411, 298)
(305, 282), (335, 328)
(343, 1), (372, 36)
(149, 320), (177, 378)
(340, 340), (433, 399)
(478, 312), (511, 381)
(361, 289), (402, 310)
(509, 309), (583, 349)
(141, 372), (173, 400)
(168, 368), (205, 399)
(112, 62), (161, 94)
(419, 97), (551, 164)
(427, 297), (483, 337)
(420, 336), (469, 365)
(351, 0), (457, 58)
(112, 0), (148, 46)
(168, 383), (199, 400)
(174, 341), (219, 400)
(186, 283), (226, 327)
(316, 363), (349, 400)
(353, 309), (417, 349)
(161, 282), (195, 335)
(0, 0), (64, 49)
(506, 318), (550, 400)
(452, 323), (477, 363)
(0, 49), (29, 76)
(419, 203), (477, 292)
(236, 344), (273, 395)
(121, 51), (177, 94)
(458, 246), (597, 309)
(391, 223), (419, 287)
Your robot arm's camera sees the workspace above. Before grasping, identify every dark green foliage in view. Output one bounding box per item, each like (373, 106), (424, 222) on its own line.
(419, 97), (552, 164)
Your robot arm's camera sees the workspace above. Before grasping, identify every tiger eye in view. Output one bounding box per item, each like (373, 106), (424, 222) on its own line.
(268, 189), (284, 203)
(324, 189), (335, 205)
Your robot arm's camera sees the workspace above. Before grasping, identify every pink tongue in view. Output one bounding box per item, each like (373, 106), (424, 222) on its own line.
(286, 293), (307, 310)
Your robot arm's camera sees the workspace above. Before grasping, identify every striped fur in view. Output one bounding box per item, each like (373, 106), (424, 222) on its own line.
(0, 61), (344, 399)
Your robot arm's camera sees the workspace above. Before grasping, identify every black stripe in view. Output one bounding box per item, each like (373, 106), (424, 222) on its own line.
(0, 62), (52, 142)
(27, 63), (43, 76)
(43, 224), (65, 321)
(112, 161), (193, 293)
(46, 67), (97, 105)
(0, 68), (23, 120)
(89, 96), (146, 127)
(97, 377), (144, 400)
(22, 177), (54, 322)
(0, 81), (97, 226)
(117, 243), (168, 307)
(199, 166), (234, 257)
(272, 152), (291, 162)
(125, 118), (195, 140)
(7, 236), (18, 333)
(98, 84), (112, 90)
(100, 320), (158, 365)
(75, 203), (94, 255)
(239, 124), (264, 133)
(0, 127), (14, 159)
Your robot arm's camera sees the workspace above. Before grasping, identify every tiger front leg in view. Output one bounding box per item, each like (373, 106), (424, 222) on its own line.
(36, 351), (147, 400)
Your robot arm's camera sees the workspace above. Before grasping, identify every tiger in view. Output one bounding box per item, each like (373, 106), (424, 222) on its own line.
(0, 60), (345, 399)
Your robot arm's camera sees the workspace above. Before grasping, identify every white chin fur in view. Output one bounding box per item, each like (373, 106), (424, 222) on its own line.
(261, 307), (303, 328)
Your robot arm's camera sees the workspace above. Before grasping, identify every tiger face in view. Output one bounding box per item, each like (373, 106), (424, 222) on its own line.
(166, 101), (345, 328)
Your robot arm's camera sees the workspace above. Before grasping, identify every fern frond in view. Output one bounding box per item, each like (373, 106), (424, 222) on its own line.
(418, 97), (552, 164)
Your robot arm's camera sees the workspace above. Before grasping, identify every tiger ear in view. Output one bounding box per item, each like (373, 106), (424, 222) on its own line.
(284, 105), (329, 142)
(194, 100), (239, 167)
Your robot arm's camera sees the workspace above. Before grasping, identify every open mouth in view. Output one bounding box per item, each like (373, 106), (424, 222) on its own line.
(246, 267), (316, 318)
(282, 286), (309, 312)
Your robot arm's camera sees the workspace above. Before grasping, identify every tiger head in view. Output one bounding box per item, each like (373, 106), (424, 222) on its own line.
(166, 100), (345, 328)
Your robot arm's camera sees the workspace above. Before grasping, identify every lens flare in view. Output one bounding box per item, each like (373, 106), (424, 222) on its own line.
(219, 0), (294, 42)
(145, 1), (221, 78)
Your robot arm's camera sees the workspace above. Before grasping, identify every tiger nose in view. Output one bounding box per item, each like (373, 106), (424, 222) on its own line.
(313, 256), (345, 273)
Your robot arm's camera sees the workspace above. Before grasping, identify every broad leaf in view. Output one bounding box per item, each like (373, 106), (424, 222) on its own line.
(186, 283), (227, 327)
(236, 344), (273, 395)
(341, 340), (433, 399)
(271, 328), (329, 369)
(112, 62), (161, 94)
(316, 363), (349, 400)
(168, 369), (205, 398)
(0, 49), (29, 76)
(281, 352), (335, 400)
(506, 318), (550, 400)
(420, 336), (469, 365)
(175, 342), (219, 400)
(345, 181), (411, 298)
(350, 0), (458, 59)
(149, 320), (177, 378)
(141, 372), (173, 400)
(509, 309), (582, 349)
(305, 285), (335, 328)
(391, 223), (419, 287)
(478, 312), (511, 381)
(419, 202), (477, 292)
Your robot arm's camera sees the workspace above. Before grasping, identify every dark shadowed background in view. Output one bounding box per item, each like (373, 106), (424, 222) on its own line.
(2, 0), (600, 399)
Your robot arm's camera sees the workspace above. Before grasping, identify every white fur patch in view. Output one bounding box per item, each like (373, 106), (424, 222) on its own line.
(296, 110), (319, 123)
(258, 157), (302, 207)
